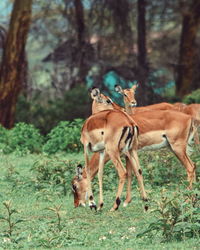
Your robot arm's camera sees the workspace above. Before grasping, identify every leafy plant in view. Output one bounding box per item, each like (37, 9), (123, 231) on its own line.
(183, 88), (200, 104)
(137, 187), (200, 241)
(47, 205), (63, 232)
(43, 119), (84, 154)
(0, 201), (25, 238)
(3, 123), (44, 155)
(31, 155), (82, 196)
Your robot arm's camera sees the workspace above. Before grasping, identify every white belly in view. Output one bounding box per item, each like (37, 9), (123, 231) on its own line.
(138, 130), (169, 151)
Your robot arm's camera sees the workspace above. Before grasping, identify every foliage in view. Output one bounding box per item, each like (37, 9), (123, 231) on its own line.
(43, 119), (84, 154)
(31, 155), (83, 196)
(0, 200), (25, 239)
(0, 147), (199, 248)
(0, 118), (85, 155)
(7, 123), (44, 155)
(0, 123), (44, 155)
(137, 186), (200, 241)
(183, 89), (200, 104)
(138, 150), (186, 186)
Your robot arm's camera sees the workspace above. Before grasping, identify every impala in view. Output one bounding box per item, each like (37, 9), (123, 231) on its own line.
(173, 103), (200, 144)
(78, 108), (147, 211)
(115, 85), (200, 144)
(72, 87), (199, 208)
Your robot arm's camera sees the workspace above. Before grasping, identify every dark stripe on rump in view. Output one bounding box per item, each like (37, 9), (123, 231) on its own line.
(125, 127), (133, 148)
(118, 126), (128, 148)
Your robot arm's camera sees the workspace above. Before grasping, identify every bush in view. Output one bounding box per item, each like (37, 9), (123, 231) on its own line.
(43, 119), (84, 154)
(137, 186), (200, 242)
(6, 123), (44, 155)
(183, 88), (200, 104)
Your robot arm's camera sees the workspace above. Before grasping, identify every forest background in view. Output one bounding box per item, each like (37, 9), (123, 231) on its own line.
(0, 1), (200, 248)
(0, 0), (200, 134)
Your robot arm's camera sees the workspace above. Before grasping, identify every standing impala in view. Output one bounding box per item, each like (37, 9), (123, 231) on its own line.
(72, 87), (199, 208)
(79, 108), (147, 211)
(115, 85), (200, 144)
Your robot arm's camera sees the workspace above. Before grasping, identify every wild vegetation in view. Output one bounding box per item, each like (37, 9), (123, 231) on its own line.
(0, 1), (200, 249)
(0, 121), (199, 249)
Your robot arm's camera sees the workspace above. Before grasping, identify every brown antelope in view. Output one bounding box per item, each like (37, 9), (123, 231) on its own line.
(115, 84), (174, 114)
(79, 109), (147, 211)
(115, 85), (200, 144)
(72, 87), (199, 208)
(173, 103), (200, 145)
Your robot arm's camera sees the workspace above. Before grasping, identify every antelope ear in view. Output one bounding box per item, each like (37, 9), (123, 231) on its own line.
(115, 85), (123, 94)
(133, 82), (139, 90)
(106, 97), (113, 104)
(90, 88), (100, 99)
(76, 164), (83, 180)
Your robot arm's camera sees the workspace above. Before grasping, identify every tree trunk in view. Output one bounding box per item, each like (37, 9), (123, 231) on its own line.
(74, 0), (85, 47)
(176, 0), (200, 98)
(0, 0), (32, 128)
(137, 0), (147, 68)
(136, 0), (153, 106)
(73, 0), (86, 85)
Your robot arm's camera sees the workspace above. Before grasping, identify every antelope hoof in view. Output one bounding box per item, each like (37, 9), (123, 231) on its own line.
(89, 202), (97, 211)
(79, 202), (86, 207)
(97, 202), (104, 211)
(123, 199), (131, 207)
(123, 202), (128, 207)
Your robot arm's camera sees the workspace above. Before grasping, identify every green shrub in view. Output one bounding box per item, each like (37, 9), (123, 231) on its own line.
(183, 88), (200, 104)
(137, 186), (200, 242)
(43, 119), (84, 154)
(7, 123), (44, 154)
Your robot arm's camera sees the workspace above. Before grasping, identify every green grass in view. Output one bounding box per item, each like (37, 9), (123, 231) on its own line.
(0, 148), (199, 249)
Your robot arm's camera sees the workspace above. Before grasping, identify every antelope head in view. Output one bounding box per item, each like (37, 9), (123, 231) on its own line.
(115, 84), (138, 108)
(71, 164), (88, 207)
(90, 87), (114, 113)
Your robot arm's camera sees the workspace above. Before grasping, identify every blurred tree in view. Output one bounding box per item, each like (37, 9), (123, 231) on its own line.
(73, 0), (86, 85)
(136, 0), (151, 105)
(176, 0), (200, 98)
(0, 0), (32, 128)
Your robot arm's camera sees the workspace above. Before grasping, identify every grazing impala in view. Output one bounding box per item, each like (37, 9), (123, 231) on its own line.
(72, 87), (199, 208)
(78, 109), (147, 211)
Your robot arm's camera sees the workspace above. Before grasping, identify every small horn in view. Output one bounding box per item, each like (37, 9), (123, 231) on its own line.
(76, 164), (83, 180)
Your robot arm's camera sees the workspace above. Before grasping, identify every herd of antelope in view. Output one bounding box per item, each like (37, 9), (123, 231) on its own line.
(72, 84), (200, 211)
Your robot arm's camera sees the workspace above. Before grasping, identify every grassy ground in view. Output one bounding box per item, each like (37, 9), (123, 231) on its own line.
(0, 149), (199, 249)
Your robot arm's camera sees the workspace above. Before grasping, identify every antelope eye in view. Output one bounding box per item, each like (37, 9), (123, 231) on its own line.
(106, 99), (111, 104)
